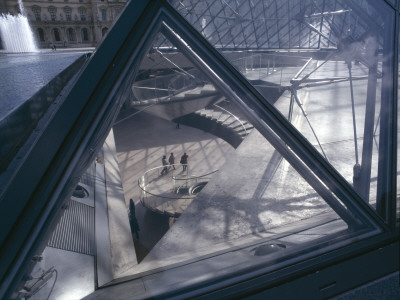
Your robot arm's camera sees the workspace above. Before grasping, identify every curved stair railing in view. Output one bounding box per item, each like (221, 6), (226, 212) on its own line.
(195, 101), (254, 141)
(132, 68), (209, 106)
(138, 165), (217, 217)
(213, 103), (249, 137)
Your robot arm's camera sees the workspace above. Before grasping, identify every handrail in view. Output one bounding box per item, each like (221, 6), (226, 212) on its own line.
(172, 169), (218, 181)
(137, 165), (217, 200)
(213, 103), (248, 136)
(132, 72), (204, 101)
(138, 164), (183, 191)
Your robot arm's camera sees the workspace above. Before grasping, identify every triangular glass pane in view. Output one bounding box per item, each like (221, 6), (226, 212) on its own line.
(108, 30), (376, 276)
(168, 0), (395, 211)
(118, 27), (383, 274)
(13, 13), (385, 300)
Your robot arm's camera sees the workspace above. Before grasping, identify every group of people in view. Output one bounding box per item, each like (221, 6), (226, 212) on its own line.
(161, 152), (188, 175)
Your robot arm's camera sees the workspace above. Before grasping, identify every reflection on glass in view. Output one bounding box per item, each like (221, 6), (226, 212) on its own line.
(115, 28), (379, 278)
(398, 32), (400, 223)
(112, 30), (359, 274)
(15, 2), (395, 298)
(168, 0), (395, 210)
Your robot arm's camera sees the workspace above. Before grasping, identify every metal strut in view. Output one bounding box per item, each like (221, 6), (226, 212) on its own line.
(291, 88), (328, 160)
(348, 62), (360, 168)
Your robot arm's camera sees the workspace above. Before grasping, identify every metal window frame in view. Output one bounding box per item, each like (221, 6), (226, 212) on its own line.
(0, 1), (161, 298)
(160, 2), (391, 228)
(0, 0), (398, 298)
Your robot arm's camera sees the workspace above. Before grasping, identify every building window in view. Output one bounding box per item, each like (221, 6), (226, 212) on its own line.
(101, 9), (106, 21)
(32, 7), (41, 21)
(48, 7), (56, 21)
(64, 7), (71, 21)
(67, 28), (75, 41)
(115, 8), (121, 16)
(53, 28), (61, 41)
(101, 27), (108, 37)
(79, 7), (86, 21)
(37, 28), (45, 42)
(82, 28), (89, 41)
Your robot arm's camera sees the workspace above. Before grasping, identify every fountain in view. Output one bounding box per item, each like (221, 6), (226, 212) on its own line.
(0, 0), (37, 52)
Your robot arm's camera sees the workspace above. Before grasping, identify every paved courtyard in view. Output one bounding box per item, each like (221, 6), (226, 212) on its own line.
(113, 110), (234, 260)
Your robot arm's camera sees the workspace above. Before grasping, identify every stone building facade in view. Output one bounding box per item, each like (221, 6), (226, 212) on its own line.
(0, 0), (127, 48)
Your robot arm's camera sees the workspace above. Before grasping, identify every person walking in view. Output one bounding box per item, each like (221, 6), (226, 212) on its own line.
(161, 155), (168, 175)
(180, 152), (188, 171)
(169, 153), (176, 169)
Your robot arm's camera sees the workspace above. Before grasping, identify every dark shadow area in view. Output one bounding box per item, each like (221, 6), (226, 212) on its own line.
(132, 205), (170, 262)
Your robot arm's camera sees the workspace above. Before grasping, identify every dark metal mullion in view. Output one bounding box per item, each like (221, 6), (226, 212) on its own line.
(0, 1), (161, 298)
(376, 7), (398, 230)
(382, 0), (397, 10)
(161, 4), (388, 230)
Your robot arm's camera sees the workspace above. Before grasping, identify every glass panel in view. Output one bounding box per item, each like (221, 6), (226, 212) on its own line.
(15, 165), (97, 300)
(16, 27), (381, 298)
(168, 0), (396, 211)
(398, 22), (400, 223)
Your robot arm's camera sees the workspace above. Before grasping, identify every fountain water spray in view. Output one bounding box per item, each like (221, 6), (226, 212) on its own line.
(0, 0), (38, 53)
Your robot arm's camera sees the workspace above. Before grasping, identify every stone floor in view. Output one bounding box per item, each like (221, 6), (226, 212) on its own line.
(113, 110), (234, 260)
